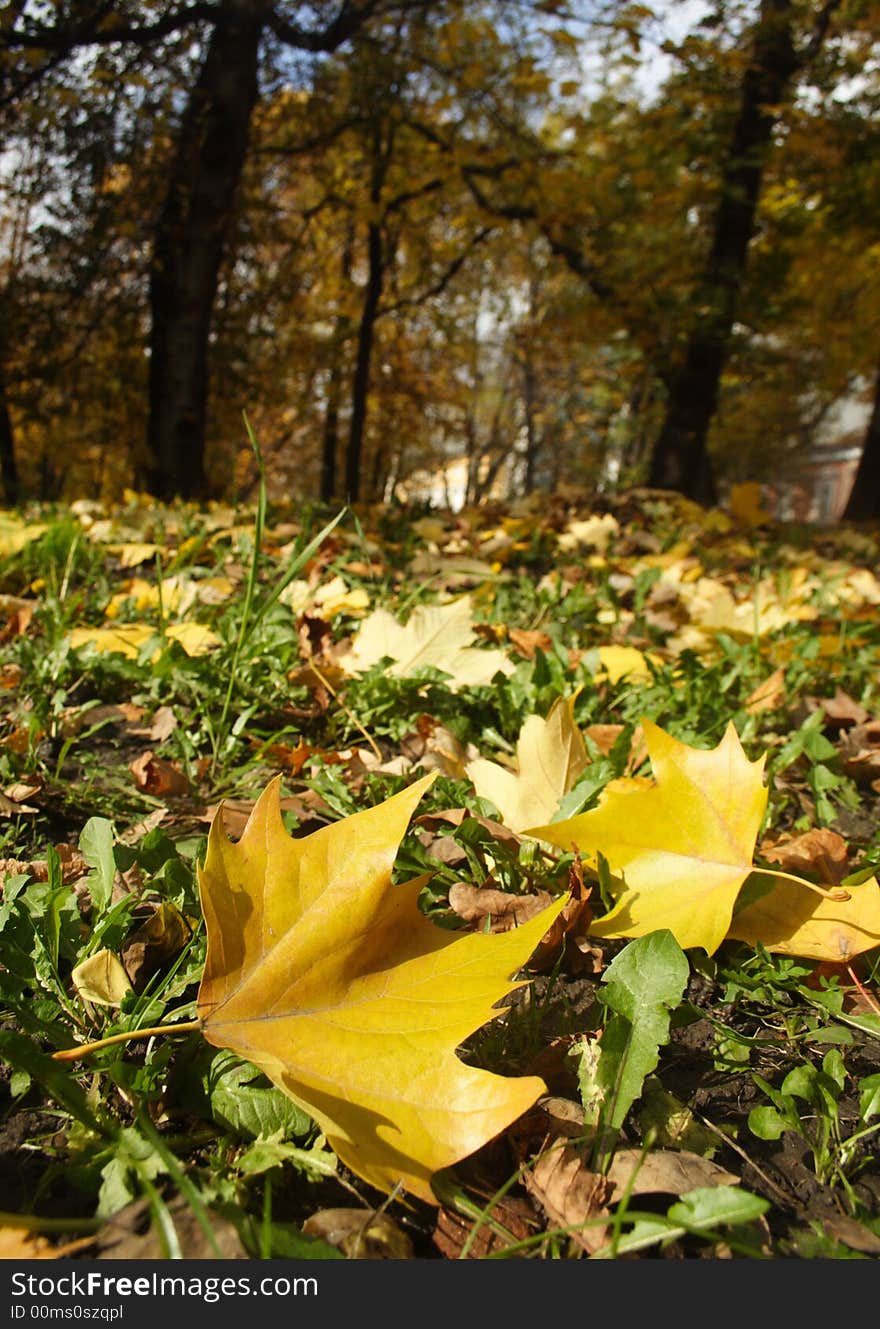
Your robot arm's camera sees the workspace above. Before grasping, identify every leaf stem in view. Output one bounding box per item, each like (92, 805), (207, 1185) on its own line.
(52, 1021), (201, 1062)
(752, 867), (850, 902)
(308, 659), (382, 760)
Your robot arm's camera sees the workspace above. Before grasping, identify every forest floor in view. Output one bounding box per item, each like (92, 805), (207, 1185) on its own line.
(1, 481), (879, 1261)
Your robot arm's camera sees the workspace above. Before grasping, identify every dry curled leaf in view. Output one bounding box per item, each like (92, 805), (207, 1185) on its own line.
(301, 1208), (414, 1259)
(521, 1136), (613, 1255)
(448, 882), (555, 931)
(129, 750), (190, 797)
(758, 828), (849, 886)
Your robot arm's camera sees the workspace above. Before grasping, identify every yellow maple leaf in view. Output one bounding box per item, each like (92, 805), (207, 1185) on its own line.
(728, 481), (773, 528)
(527, 719), (768, 955)
(68, 622), (219, 659)
(196, 772), (565, 1202)
(595, 645), (657, 684)
(0, 516), (48, 558)
(466, 695), (588, 832)
(338, 595), (514, 690)
(727, 872), (880, 962)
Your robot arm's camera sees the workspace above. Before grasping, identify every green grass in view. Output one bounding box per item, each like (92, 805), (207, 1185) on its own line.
(0, 486), (879, 1259)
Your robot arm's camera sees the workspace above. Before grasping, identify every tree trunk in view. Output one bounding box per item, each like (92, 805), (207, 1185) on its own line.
(145, 1), (266, 501)
(344, 217), (385, 503)
(320, 342), (345, 503)
(0, 364), (20, 506)
(320, 227), (354, 503)
(648, 0), (800, 504)
(521, 349), (538, 494)
(842, 364), (880, 521)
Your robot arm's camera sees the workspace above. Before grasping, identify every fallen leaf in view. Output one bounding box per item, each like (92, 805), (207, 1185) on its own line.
(0, 517), (48, 558)
(130, 705), (177, 743)
(69, 622), (219, 660)
(164, 622), (221, 657)
(466, 696), (588, 832)
(196, 773), (567, 1202)
(521, 1136), (612, 1254)
(433, 1194), (535, 1258)
(745, 666), (787, 715)
(338, 596), (514, 690)
(121, 901), (192, 990)
(0, 1223), (94, 1260)
(71, 950), (134, 1007)
(814, 689), (870, 730)
(728, 481), (772, 528)
(129, 751), (190, 797)
(557, 513), (620, 552)
(69, 624), (154, 659)
(606, 1148), (737, 1197)
(448, 882), (556, 930)
(758, 828), (849, 886)
(105, 542), (163, 568)
(840, 720), (880, 785)
(595, 645), (655, 685)
(727, 872), (880, 962)
(508, 627), (554, 659)
(529, 719), (768, 955)
(301, 1208), (414, 1258)
(90, 1195), (246, 1260)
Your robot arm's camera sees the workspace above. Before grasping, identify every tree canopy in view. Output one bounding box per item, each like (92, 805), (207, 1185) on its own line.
(1, 0), (878, 513)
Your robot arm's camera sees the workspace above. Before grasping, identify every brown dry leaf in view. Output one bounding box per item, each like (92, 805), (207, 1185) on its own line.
(401, 719), (479, 780)
(819, 1214), (880, 1256)
(301, 1209), (414, 1259)
(584, 723), (647, 774)
(759, 828), (849, 886)
(261, 739), (312, 776)
(816, 688), (870, 730)
(840, 720), (880, 785)
(508, 627), (554, 659)
(0, 663), (22, 689)
(129, 750), (190, 797)
(0, 1225), (94, 1260)
(119, 808), (168, 845)
(527, 862), (596, 973)
(130, 705), (177, 742)
(521, 1136), (612, 1255)
(0, 789), (38, 817)
(605, 1148), (737, 1198)
(0, 595), (35, 641)
(415, 806), (524, 850)
(0, 845), (87, 887)
(745, 666), (787, 715)
(433, 1195), (536, 1258)
(448, 882), (555, 930)
(121, 901), (192, 990)
(0, 1226), (54, 1259)
(92, 1196), (246, 1260)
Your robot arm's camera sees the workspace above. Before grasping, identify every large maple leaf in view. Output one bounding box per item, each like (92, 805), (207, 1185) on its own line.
(196, 772), (565, 1203)
(527, 719), (768, 955)
(337, 595), (514, 690)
